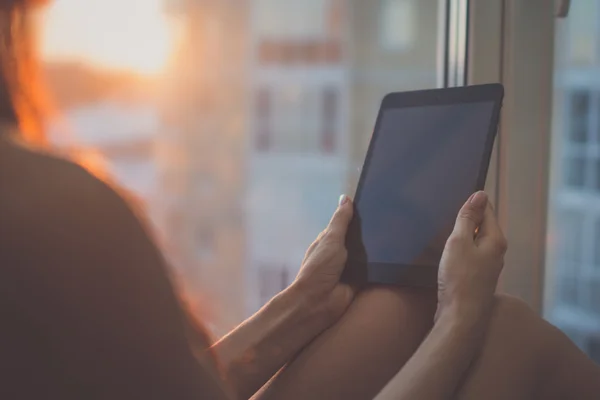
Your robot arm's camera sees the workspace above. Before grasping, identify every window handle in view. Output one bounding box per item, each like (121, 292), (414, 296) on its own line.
(555, 0), (570, 18)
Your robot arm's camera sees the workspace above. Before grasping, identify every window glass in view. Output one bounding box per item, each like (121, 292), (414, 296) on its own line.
(566, 0), (599, 66)
(547, 0), (600, 360)
(569, 91), (590, 143)
(42, 0), (447, 336)
(255, 0), (329, 40)
(564, 157), (587, 188)
(380, 0), (415, 51)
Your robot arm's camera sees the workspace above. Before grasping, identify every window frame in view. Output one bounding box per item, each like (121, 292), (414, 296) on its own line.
(468, 0), (555, 313)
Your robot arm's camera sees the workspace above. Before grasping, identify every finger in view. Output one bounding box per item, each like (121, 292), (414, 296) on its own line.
(326, 195), (354, 242)
(305, 230), (325, 258)
(452, 191), (488, 239)
(477, 201), (507, 254)
(476, 201), (498, 240)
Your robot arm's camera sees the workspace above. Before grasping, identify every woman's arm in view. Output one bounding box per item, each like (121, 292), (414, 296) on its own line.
(211, 197), (358, 400)
(256, 193), (506, 400)
(211, 285), (331, 400)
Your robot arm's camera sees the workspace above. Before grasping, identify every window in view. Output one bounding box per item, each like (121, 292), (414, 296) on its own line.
(42, 0), (450, 336)
(558, 211), (584, 264)
(254, 85), (340, 154)
(555, 211), (584, 306)
(569, 91), (590, 143)
(547, 1), (600, 360)
(564, 157), (587, 188)
(595, 220), (600, 269)
(596, 160), (600, 191)
(321, 87), (338, 153)
(255, 0), (345, 65)
(567, 0), (599, 66)
(255, 0), (328, 40)
(560, 277), (580, 306)
(380, 0), (415, 51)
(256, 88), (271, 151)
(564, 92), (594, 189)
(590, 280), (600, 314)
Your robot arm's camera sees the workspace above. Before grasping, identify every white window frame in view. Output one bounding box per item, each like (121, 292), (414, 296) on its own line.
(469, 0), (556, 313)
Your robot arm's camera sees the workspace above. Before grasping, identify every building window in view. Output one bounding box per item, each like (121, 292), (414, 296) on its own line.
(559, 276), (579, 306)
(569, 91), (590, 143)
(255, 0), (327, 40)
(255, 85), (341, 154)
(565, 157), (587, 188)
(557, 211), (585, 306)
(558, 211), (585, 265)
(595, 159), (600, 191)
(380, 0), (415, 52)
(321, 87), (338, 153)
(258, 265), (290, 306)
(256, 88), (271, 151)
(595, 219), (600, 269)
(254, 0), (344, 65)
(257, 41), (343, 65)
(590, 279), (600, 314)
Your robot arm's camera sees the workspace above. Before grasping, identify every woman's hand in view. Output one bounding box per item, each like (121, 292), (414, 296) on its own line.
(292, 195), (355, 326)
(436, 191), (507, 324)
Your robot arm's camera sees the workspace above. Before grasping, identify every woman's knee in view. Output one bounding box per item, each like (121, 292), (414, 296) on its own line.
(490, 294), (537, 329)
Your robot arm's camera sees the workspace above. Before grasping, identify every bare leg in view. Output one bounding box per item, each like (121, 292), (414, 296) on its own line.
(456, 295), (600, 400)
(255, 286), (438, 400)
(255, 290), (600, 400)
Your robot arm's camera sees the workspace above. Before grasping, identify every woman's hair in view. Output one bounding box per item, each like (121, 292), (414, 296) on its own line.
(0, 0), (52, 142)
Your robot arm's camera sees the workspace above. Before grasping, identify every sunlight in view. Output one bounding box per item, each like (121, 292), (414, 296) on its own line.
(41, 0), (174, 75)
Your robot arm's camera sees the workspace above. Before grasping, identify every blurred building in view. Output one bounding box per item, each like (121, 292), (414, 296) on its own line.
(546, 0), (600, 363)
(161, 0), (249, 335)
(162, 0), (440, 331)
(48, 101), (160, 210)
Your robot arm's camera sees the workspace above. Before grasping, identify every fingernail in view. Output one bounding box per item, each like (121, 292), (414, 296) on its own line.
(469, 191), (488, 208)
(339, 194), (349, 206)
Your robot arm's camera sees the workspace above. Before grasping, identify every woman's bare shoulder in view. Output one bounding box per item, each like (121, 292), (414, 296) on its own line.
(0, 137), (104, 192)
(0, 137), (131, 245)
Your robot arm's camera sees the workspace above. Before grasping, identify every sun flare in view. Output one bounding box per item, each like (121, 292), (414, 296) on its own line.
(42, 0), (174, 76)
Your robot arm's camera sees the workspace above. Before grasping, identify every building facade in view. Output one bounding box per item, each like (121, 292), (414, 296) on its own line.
(161, 0), (444, 333)
(161, 0), (249, 335)
(546, 0), (600, 363)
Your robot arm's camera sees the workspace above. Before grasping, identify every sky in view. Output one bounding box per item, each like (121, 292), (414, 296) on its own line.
(42, 0), (175, 75)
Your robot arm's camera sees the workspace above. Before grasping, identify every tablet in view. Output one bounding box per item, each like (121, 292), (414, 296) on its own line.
(343, 84), (504, 288)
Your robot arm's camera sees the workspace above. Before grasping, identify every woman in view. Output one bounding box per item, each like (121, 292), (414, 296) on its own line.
(1, 1), (599, 399)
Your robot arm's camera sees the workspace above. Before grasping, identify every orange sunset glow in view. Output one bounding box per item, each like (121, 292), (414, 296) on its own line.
(42, 0), (176, 75)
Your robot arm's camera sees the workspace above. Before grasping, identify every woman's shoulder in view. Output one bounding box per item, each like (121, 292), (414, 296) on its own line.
(0, 137), (127, 241)
(0, 136), (102, 190)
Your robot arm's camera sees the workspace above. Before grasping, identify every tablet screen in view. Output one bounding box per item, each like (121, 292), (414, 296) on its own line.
(356, 101), (495, 267)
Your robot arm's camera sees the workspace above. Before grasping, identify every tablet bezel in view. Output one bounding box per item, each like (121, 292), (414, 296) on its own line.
(344, 83), (504, 288)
